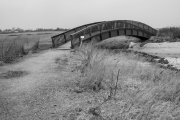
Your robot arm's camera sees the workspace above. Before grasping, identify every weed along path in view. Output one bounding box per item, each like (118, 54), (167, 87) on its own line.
(0, 42), (74, 119)
(1, 42), (71, 93)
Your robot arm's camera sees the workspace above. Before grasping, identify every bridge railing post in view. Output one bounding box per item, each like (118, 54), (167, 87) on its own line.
(70, 35), (74, 49)
(51, 37), (55, 48)
(88, 28), (91, 37)
(63, 33), (67, 43)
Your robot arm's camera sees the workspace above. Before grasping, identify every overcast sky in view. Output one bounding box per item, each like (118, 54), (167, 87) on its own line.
(0, 0), (180, 30)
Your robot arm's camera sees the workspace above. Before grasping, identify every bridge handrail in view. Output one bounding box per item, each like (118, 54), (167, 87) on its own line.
(71, 27), (153, 48)
(51, 21), (104, 39)
(51, 21), (106, 47)
(51, 20), (157, 48)
(70, 20), (157, 39)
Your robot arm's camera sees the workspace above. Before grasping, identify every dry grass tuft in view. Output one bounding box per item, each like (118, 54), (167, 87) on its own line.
(71, 43), (180, 119)
(0, 35), (40, 63)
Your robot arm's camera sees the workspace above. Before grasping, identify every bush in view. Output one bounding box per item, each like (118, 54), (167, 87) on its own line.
(95, 36), (139, 50)
(74, 44), (108, 91)
(97, 41), (129, 49)
(158, 27), (180, 38)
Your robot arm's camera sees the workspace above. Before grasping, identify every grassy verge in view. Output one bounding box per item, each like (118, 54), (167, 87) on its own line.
(0, 35), (39, 63)
(69, 43), (180, 119)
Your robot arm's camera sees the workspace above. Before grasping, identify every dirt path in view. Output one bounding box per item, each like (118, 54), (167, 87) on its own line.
(0, 42), (76, 120)
(1, 42), (71, 94)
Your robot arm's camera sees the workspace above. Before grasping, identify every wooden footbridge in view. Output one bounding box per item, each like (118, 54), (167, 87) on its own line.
(51, 20), (157, 48)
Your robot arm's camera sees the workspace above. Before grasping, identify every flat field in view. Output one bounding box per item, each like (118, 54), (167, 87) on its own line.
(0, 31), (63, 50)
(0, 31), (64, 62)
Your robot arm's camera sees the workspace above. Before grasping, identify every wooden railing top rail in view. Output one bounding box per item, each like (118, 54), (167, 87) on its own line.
(70, 20), (157, 38)
(51, 21), (104, 39)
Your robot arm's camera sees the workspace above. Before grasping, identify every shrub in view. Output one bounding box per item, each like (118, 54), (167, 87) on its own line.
(158, 27), (180, 38)
(74, 44), (108, 91)
(95, 36), (139, 50)
(97, 41), (129, 49)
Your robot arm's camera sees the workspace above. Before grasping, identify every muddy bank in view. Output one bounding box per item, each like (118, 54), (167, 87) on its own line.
(134, 42), (180, 70)
(113, 49), (180, 72)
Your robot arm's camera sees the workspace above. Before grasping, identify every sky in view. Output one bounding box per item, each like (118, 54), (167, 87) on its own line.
(0, 0), (180, 30)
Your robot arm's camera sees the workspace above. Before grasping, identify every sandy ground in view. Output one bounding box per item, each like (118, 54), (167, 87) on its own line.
(133, 42), (180, 69)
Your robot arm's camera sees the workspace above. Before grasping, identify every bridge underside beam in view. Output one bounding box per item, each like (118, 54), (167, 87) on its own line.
(71, 28), (152, 48)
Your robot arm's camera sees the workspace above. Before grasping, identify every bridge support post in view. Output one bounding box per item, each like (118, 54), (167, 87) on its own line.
(100, 34), (102, 41)
(70, 35), (74, 48)
(74, 29), (76, 32)
(109, 31), (111, 38)
(51, 37), (55, 48)
(117, 30), (119, 36)
(64, 33), (67, 43)
(89, 28), (92, 37)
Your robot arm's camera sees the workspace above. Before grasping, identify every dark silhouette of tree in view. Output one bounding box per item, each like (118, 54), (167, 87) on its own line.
(158, 27), (180, 38)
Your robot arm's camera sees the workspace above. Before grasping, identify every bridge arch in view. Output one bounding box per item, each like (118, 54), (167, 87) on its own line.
(71, 27), (154, 48)
(51, 20), (157, 48)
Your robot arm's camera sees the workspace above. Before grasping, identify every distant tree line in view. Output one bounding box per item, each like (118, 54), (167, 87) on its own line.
(158, 27), (180, 38)
(145, 27), (180, 43)
(55, 28), (69, 31)
(0, 27), (70, 34)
